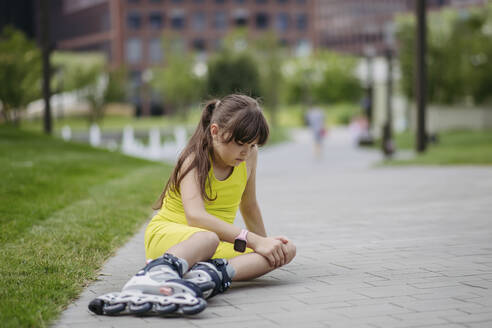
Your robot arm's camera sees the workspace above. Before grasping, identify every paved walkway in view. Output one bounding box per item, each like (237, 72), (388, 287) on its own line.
(54, 128), (492, 328)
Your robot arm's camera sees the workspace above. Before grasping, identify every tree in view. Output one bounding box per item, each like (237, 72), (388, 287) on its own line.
(0, 27), (41, 124)
(205, 28), (261, 99)
(207, 50), (261, 99)
(283, 50), (362, 105)
(395, 3), (492, 105)
(151, 36), (204, 118)
(254, 32), (286, 127)
(52, 52), (127, 123)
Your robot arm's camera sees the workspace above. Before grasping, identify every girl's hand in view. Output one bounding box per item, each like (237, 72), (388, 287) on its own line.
(253, 236), (286, 268)
(273, 236), (291, 266)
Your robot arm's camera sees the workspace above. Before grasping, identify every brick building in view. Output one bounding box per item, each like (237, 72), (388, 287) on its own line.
(314, 0), (487, 56)
(35, 0), (486, 115)
(41, 0), (314, 114)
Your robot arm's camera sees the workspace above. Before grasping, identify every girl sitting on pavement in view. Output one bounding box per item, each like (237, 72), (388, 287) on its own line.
(89, 94), (296, 316)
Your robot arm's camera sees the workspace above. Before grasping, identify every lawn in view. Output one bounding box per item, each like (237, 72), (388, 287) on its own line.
(385, 129), (492, 165)
(0, 126), (169, 327)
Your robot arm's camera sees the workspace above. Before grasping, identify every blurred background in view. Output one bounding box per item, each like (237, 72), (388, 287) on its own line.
(1, 0), (491, 160)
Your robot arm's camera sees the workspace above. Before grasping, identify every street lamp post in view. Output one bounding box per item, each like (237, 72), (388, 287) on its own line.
(40, 0), (52, 134)
(358, 45), (376, 147)
(382, 22), (396, 157)
(382, 47), (395, 157)
(416, 0), (427, 152)
(363, 46), (376, 131)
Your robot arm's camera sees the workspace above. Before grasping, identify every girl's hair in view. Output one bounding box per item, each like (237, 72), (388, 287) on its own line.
(153, 94), (269, 210)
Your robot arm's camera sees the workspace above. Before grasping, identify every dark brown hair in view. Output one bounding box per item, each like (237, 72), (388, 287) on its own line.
(153, 94), (269, 210)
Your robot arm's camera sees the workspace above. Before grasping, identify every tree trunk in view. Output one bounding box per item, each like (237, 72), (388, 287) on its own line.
(40, 0), (52, 134)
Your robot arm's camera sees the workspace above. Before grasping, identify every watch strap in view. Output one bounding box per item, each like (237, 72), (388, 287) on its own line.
(236, 229), (248, 242)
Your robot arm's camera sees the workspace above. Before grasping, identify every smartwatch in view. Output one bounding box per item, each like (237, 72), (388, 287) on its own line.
(234, 229), (248, 252)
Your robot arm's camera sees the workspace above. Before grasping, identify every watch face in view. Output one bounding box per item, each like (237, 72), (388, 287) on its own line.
(234, 239), (247, 252)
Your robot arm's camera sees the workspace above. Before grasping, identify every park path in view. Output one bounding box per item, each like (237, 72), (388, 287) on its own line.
(54, 128), (492, 328)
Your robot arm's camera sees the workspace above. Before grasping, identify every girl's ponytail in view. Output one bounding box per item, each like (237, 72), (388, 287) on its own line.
(153, 99), (219, 210)
(200, 99), (219, 130)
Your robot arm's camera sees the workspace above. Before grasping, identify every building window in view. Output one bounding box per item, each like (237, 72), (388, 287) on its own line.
(275, 13), (289, 32)
(192, 39), (206, 52)
(171, 10), (186, 29)
(149, 12), (163, 29)
(126, 38), (142, 63)
(127, 12), (142, 29)
(192, 12), (206, 30)
(255, 13), (269, 29)
(149, 38), (163, 63)
(279, 39), (289, 47)
(296, 13), (308, 30)
(213, 12), (228, 30)
(234, 9), (248, 26)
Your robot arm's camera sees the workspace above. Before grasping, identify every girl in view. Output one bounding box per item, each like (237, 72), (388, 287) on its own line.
(89, 94), (296, 316)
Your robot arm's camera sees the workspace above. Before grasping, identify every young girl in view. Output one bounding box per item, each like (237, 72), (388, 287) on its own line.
(89, 94), (296, 316)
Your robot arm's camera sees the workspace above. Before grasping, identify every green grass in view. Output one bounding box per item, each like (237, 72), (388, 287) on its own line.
(385, 129), (492, 165)
(0, 126), (169, 327)
(20, 114), (197, 134)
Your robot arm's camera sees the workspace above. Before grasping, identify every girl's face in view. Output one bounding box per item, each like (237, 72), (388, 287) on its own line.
(211, 124), (257, 168)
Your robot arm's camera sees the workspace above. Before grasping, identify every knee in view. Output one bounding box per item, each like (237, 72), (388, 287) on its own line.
(196, 231), (220, 251)
(285, 242), (297, 264)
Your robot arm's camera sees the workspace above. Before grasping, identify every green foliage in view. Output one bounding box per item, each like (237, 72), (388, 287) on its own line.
(283, 50), (362, 105)
(0, 27), (41, 123)
(0, 126), (166, 327)
(205, 29), (261, 99)
(253, 32), (286, 126)
(395, 3), (492, 105)
(52, 52), (127, 123)
(327, 103), (361, 125)
(207, 49), (261, 98)
(151, 37), (204, 118)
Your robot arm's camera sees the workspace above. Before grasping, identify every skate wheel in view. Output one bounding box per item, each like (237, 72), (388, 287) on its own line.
(103, 302), (126, 315)
(155, 303), (178, 315)
(181, 298), (207, 315)
(88, 299), (104, 315)
(129, 302), (153, 314)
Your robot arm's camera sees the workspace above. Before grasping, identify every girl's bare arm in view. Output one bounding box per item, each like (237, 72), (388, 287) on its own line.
(240, 148), (267, 237)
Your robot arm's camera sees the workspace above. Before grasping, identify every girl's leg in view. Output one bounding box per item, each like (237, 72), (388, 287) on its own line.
(229, 241), (296, 281)
(166, 231), (220, 269)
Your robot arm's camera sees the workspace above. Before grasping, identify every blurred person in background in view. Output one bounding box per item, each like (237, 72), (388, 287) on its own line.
(306, 104), (327, 159)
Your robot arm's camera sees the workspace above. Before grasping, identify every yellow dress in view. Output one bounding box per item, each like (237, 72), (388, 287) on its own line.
(144, 159), (254, 260)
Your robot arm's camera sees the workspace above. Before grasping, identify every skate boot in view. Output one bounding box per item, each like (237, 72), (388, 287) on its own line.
(183, 258), (234, 299)
(88, 253), (207, 316)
